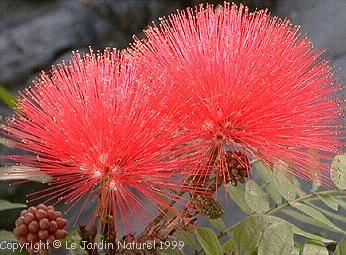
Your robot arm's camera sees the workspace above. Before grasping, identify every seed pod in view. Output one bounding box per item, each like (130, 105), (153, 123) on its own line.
(192, 194), (224, 219)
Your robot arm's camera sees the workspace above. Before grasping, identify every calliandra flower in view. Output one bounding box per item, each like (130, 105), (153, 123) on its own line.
(0, 49), (198, 231)
(133, 3), (344, 186)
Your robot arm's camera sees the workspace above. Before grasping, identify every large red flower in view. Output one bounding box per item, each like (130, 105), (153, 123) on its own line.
(1, 49), (197, 230)
(134, 3), (344, 186)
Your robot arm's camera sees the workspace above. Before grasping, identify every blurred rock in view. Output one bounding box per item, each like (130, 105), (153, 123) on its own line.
(276, 0), (346, 60)
(0, 0), (58, 32)
(0, 0), (115, 88)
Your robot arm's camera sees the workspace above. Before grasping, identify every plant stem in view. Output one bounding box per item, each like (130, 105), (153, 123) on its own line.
(195, 190), (346, 255)
(218, 190), (346, 240)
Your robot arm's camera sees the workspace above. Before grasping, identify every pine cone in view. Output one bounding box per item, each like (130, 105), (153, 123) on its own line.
(13, 204), (68, 254)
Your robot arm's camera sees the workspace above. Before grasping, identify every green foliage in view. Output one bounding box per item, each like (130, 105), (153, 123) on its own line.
(0, 166), (52, 183)
(174, 230), (198, 250)
(193, 156), (346, 255)
(334, 239), (346, 255)
(0, 231), (29, 255)
(301, 242), (328, 255)
(225, 182), (252, 214)
(0, 230), (17, 242)
(271, 163), (304, 200)
(232, 215), (274, 255)
(222, 239), (233, 253)
(257, 222), (294, 255)
(245, 180), (270, 213)
(0, 199), (26, 211)
(317, 193), (339, 211)
(288, 201), (345, 233)
(0, 85), (17, 109)
(196, 227), (223, 255)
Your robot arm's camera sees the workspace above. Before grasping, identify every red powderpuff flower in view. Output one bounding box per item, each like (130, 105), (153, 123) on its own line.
(0, 49), (197, 230)
(133, 3), (344, 186)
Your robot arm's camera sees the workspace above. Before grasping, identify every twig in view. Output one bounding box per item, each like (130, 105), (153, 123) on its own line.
(194, 190), (346, 255)
(215, 190), (346, 248)
(139, 149), (221, 242)
(79, 225), (99, 255)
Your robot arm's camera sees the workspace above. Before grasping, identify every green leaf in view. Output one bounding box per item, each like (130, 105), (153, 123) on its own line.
(225, 182), (252, 214)
(208, 218), (226, 230)
(265, 183), (283, 205)
(254, 161), (274, 184)
(232, 215), (274, 255)
(0, 199), (26, 211)
(301, 242), (328, 255)
(254, 161), (283, 204)
(0, 230), (17, 241)
(272, 164), (300, 201)
(331, 154), (346, 190)
(157, 248), (184, 255)
(174, 230), (198, 250)
(335, 198), (346, 209)
(317, 193), (339, 211)
(245, 180), (269, 213)
(222, 239), (233, 253)
(0, 166), (52, 183)
(0, 85), (17, 109)
(289, 201), (345, 233)
(258, 222), (294, 255)
(291, 175), (304, 195)
(312, 182), (321, 192)
(334, 239), (346, 255)
(291, 225), (334, 244)
(292, 247), (301, 255)
(196, 227), (223, 255)
(306, 202), (346, 223)
(282, 208), (338, 233)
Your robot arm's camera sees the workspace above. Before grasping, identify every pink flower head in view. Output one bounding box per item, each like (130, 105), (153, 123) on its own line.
(134, 3), (344, 186)
(1, 49), (197, 230)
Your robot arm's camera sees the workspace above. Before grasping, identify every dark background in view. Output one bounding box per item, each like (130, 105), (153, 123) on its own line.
(0, 0), (345, 254)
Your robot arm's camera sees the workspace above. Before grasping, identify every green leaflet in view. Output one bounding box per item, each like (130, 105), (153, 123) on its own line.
(222, 239), (233, 253)
(254, 161), (283, 204)
(244, 180), (270, 213)
(281, 208), (339, 233)
(225, 182), (252, 214)
(288, 201), (345, 234)
(174, 230), (198, 250)
(232, 214), (335, 255)
(272, 164), (304, 201)
(0, 199), (26, 211)
(306, 202), (346, 224)
(265, 183), (283, 205)
(232, 215), (274, 255)
(257, 222), (294, 255)
(195, 227), (223, 255)
(0, 166), (52, 183)
(290, 225), (334, 244)
(0, 85), (17, 109)
(334, 239), (346, 255)
(317, 193), (339, 211)
(0, 230), (17, 242)
(301, 242), (328, 255)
